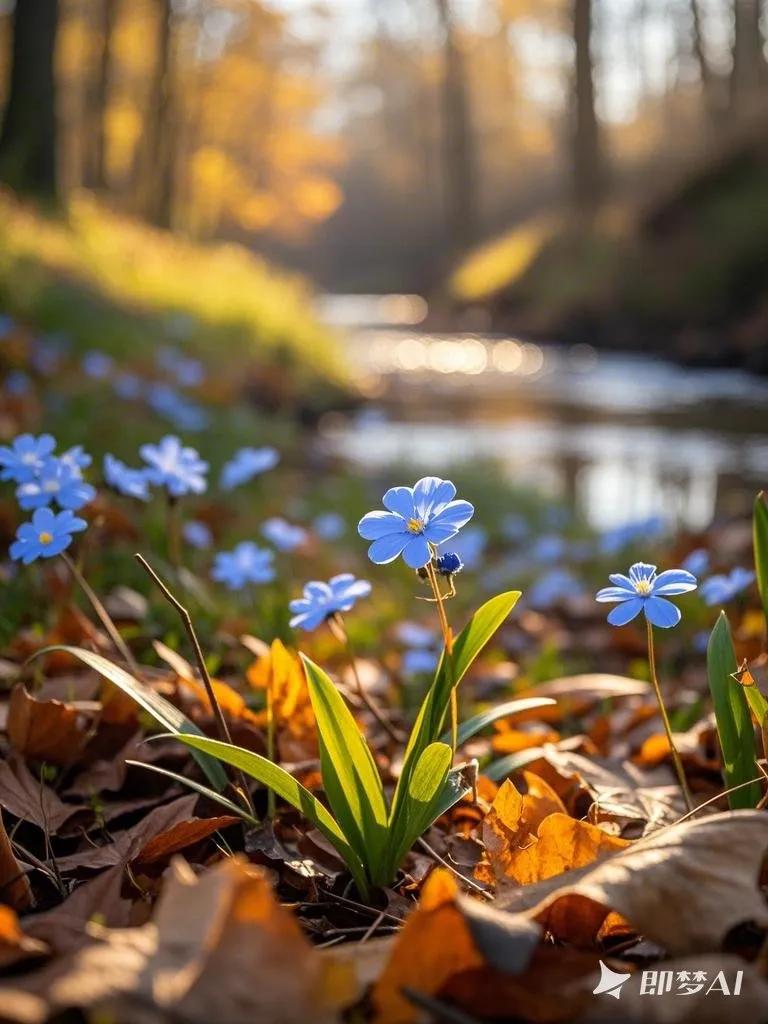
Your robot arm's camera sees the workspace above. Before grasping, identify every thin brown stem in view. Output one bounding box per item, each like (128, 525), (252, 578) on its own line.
(425, 557), (457, 755)
(61, 552), (139, 675)
(135, 552), (255, 816)
(328, 613), (404, 743)
(646, 619), (694, 813)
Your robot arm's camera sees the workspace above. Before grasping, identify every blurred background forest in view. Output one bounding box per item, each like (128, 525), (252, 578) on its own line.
(2, 0), (768, 533)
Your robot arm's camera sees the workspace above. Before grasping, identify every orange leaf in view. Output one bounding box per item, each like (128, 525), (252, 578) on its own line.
(247, 639), (317, 760)
(0, 809), (32, 911)
(7, 684), (93, 767)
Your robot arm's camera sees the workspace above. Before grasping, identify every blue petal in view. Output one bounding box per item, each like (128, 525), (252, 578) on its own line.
(629, 562), (657, 584)
(608, 573), (636, 592)
(607, 598), (644, 626)
(368, 533), (410, 564)
(413, 477), (455, 519)
(382, 486), (415, 519)
(644, 596), (681, 628)
(358, 511), (406, 540)
(402, 534), (432, 568)
(423, 500), (474, 542)
(653, 569), (698, 595)
(596, 586), (636, 603)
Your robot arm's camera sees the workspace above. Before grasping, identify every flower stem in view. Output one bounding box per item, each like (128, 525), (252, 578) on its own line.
(328, 613), (404, 743)
(424, 555), (457, 756)
(266, 674), (276, 818)
(60, 552), (139, 675)
(135, 552), (256, 818)
(646, 618), (694, 813)
(166, 494), (181, 570)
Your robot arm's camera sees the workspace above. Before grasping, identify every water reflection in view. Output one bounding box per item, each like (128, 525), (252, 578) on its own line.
(318, 297), (768, 531)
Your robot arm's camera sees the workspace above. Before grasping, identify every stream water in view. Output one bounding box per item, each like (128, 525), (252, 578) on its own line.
(316, 295), (768, 531)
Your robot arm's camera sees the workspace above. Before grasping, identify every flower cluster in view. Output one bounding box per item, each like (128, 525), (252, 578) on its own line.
(212, 542), (275, 590)
(0, 434), (95, 563)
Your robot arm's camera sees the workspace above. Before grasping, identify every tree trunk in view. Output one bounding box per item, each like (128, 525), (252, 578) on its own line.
(571, 0), (603, 210)
(83, 0), (118, 191)
(0, 0), (60, 201)
(435, 0), (477, 254)
(730, 0), (763, 108)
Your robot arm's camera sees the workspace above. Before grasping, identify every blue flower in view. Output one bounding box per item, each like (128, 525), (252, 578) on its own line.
(0, 434), (56, 483)
(700, 567), (755, 606)
(140, 435), (208, 497)
(596, 562), (697, 628)
(104, 454), (150, 501)
(289, 574), (371, 631)
(6, 371), (30, 395)
(443, 525), (486, 570)
(113, 373), (143, 400)
(211, 541), (275, 590)
(682, 548), (710, 578)
(220, 447), (279, 490)
(82, 350), (114, 379)
(16, 458), (96, 511)
(435, 551), (463, 576)
(402, 648), (439, 675)
(531, 534), (567, 564)
(598, 516), (666, 556)
(501, 514), (530, 543)
(183, 520), (213, 550)
(358, 476), (474, 569)
(146, 384), (209, 432)
(312, 511), (346, 541)
(261, 517), (307, 552)
(528, 568), (584, 609)
(10, 507), (87, 564)
(395, 621), (436, 647)
(60, 445), (92, 473)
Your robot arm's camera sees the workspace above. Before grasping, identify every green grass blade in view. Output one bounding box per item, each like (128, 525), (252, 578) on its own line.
(125, 760), (259, 826)
(439, 697), (556, 748)
(169, 733), (369, 897)
(300, 654), (389, 880)
(484, 747), (548, 782)
(392, 590), (522, 826)
(33, 645), (227, 792)
(706, 613), (761, 809)
(754, 492), (768, 627)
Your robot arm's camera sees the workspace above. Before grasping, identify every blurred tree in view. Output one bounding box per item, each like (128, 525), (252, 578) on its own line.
(571, 0), (603, 209)
(434, 0), (477, 252)
(730, 0), (764, 109)
(82, 0), (118, 190)
(0, 0), (60, 200)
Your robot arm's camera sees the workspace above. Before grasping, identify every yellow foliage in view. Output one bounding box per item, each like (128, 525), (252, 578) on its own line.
(247, 640), (317, 761)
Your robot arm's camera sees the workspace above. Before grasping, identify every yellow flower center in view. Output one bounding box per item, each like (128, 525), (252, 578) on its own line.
(635, 579), (652, 595)
(38, 531), (54, 546)
(407, 517), (424, 534)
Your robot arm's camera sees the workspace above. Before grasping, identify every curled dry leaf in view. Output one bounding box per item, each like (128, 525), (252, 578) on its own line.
(3, 857), (355, 1024)
(7, 684), (94, 767)
(0, 809), (32, 911)
(498, 810), (768, 956)
(372, 868), (542, 1024)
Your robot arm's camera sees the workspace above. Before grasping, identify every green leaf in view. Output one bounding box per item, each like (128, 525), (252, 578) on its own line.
(126, 760), (259, 826)
(33, 645), (227, 792)
(439, 697), (556, 748)
(382, 742), (452, 881)
(169, 732), (369, 899)
(484, 747), (548, 782)
(754, 492), (768, 627)
(392, 591), (521, 828)
(300, 654), (389, 880)
(706, 613), (761, 809)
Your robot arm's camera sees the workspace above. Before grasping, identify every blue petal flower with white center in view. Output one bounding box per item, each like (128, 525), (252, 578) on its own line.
(183, 520), (213, 550)
(261, 517), (307, 552)
(289, 574), (371, 632)
(0, 434), (56, 483)
(140, 435), (208, 497)
(16, 458), (96, 511)
(220, 447), (279, 490)
(358, 476), (474, 569)
(211, 542), (275, 590)
(60, 445), (92, 474)
(9, 507), (87, 564)
(700, 567), (755, 606)
(104, 454), (151, 501)
(596, 562), (697, 629)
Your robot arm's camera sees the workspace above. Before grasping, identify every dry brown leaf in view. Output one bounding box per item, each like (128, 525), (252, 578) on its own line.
(131, 815), (240, 871)
(372, 868), (541, 1024)
(499, 810), (768, 955)
(0, 754), (89, 834)
(6, 857), (355, 1024)
(0, 907), (48, 969)
(247, 638), (317, 760)
(0, 809), (32, 911)
(7, 684), (94, 767)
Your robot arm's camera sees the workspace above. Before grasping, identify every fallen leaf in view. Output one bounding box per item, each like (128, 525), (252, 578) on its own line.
(0, 809), (32, 911)
(498, 810), (768, 955)
(0, 754), (89, 834)
(7, 684), (94, 766)
(372, 868), (541, 1024)
(0, 907), (47, 969)
(502, 813), (631, 886)
(247, 639), (317, 760)
(131, 815), (240, 871)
